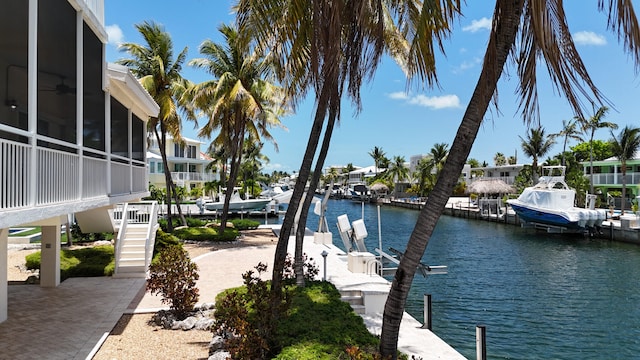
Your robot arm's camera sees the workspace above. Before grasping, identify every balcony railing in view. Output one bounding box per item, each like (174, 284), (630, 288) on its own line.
(590, 172), (640, 186)
(171, 171), (217, 183)
(0, 137), (147, 212)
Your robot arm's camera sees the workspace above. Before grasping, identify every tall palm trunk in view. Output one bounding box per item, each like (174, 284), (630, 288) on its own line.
(155, 126), (186, 232)
(271, 83), (334, 302)
(219, 112), (246, 234)
(379, 1), (524, 357)
(295, 107), (338, 286)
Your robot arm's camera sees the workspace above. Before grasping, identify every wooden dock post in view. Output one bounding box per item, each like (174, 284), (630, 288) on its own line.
(476, 325), (486, 360)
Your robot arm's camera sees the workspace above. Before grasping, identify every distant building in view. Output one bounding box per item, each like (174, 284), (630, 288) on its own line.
(581, 153), (640, 199)
(468, 164), (525, 185)
(147, 136), (218, 192)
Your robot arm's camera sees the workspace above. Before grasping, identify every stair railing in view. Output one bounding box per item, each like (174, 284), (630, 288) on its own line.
(114, 202), (131, 274)
(145, 201), (159, 270)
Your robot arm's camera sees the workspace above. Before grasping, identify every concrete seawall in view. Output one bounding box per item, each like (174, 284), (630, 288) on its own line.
(379, 196), (640, 245)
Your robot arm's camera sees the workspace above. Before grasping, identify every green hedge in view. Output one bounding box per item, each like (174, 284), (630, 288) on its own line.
(25, 245), (115, 281)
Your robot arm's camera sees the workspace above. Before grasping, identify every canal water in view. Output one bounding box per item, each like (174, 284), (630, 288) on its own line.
(299, 199), (640, 359)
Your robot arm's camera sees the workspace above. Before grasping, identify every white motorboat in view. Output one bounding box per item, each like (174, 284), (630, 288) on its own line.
(204, 188), (271, 212)
(507, 166), (606, 233)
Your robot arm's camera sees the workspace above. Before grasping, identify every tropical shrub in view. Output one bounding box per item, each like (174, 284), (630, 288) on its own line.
(214, 263), (287, 359)
(147, 245), (199, 319)
(153, 229), (182, 258)
(25, 245), (115, 281)
(230, 219), (260, 230)
(173, 226), (239, 242)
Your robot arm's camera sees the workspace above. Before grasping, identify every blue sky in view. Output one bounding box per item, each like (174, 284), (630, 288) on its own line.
(104, 0), (640, 173)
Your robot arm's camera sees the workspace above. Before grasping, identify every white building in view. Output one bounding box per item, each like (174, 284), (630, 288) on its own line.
(147, 136), (218, 192)
(0, 0), (158, 323)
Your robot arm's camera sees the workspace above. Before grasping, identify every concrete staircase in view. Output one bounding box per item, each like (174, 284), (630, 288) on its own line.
(340, 289), (365, 315)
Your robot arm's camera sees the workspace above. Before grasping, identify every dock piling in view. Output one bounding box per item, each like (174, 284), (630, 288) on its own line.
(421, 293), (432, 330)
(476, 325), (486, 360)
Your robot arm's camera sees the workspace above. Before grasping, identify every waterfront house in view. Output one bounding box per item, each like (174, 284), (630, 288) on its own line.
(468, 164), (524, 185)
(581, 153), (640, 206)
(0, 0), (158, 323)
(147, 136), (218, 194)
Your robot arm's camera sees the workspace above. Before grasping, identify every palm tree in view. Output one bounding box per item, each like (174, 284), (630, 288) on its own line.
(519, 126), (555, 183)
(189, 23), (284, 234)
(550, 119), (583, 167)
(236, 0), (461, 296)
(380, 1), (640, 357)
(369, 146), (386, 175)
(576, 106), (617, 194)
(609, 126), (640, 214)
(241, 139), (268, 198)
(385, 156), (409, 185)
(493, 152), (506, 166)
(429, 143), (449, 173)
(415, 157), (436, 196)
(118, 21), (195, 232)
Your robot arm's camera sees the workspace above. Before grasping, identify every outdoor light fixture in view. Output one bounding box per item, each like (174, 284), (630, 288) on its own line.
(321, 250), (328, 281)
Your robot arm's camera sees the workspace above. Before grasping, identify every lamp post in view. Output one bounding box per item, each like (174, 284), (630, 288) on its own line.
(321, 250), (328, 281)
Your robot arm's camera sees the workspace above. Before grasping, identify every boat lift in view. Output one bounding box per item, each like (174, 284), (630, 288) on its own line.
(337, 210), (447, 278)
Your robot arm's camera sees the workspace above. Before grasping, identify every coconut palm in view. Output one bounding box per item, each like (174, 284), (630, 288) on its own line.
(369, 146), (387, 175)
(493, 152), (506, 166)
(118, 21), (195, 232)
(519, 126), (555, 183)
(609, 126), (640, 214)
(236, 0), (461, 295)
(385, 156), (409, 184)
(550, 119), (583, 167)
(189, 23), (285, 233)
(379, 1), (640, 357)
(576, 106), (618, 194)
(429, 142), (449, 172)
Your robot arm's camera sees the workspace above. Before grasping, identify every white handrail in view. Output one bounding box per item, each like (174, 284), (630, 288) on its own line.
(114, 202), (130, 274)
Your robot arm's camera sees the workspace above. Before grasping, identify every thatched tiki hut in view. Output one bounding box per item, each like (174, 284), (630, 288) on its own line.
(467, 179), (515, 218)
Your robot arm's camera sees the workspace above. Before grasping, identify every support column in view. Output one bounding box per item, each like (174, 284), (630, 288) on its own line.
(0, 228), (8, 323)
(40, 225), (61, 287)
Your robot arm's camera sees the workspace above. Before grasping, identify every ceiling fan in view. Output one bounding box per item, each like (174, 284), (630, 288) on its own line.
(40, 77), (77, 95)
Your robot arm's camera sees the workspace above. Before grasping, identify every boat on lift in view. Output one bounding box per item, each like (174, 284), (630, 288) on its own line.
(507, 166), (606, 233)
(204, 188), (271, 212)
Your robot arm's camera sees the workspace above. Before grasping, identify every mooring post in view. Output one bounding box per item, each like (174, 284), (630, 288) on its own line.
(421, 293), (432, 330)
(476, 325), (486, 360)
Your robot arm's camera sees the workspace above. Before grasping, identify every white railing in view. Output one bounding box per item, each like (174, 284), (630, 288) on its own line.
(83, 156), (108, 198)
(145, 202), (159, 269)
(468, 175), (516, 185)
(132, 162), (147, 193)
(37, 147), (80, 205)
(590, 172), (640, 186)
(0, 136), (148, 211)
(171, 171), (217, 182)
(114, 203), (130, 272)
(111, 161), (130, 195)
(0, 140), (31, 208)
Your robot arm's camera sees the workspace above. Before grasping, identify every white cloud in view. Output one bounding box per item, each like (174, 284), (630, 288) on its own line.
(387, 92), (409, 100)
(388, 92), (461, 109)
(408, 94), (461, 109)
(453, 57), (482, 74)
(573, 31), (607, 46)
(106, 24), (124, 46)
(463, 17), (492, 33)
